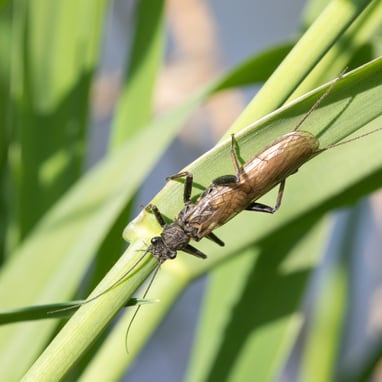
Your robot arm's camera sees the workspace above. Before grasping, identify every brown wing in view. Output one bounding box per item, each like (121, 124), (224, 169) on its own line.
(182, 131), (319, 241)
(183, 183), (250, 239)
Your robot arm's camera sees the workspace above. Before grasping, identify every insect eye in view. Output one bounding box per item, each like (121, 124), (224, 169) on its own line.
(151, 237), (161, 245)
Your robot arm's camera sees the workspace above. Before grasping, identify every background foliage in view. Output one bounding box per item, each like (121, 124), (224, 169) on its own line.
(0, 0), (381, 381)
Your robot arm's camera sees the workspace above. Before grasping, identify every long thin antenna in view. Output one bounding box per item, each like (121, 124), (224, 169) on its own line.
(318, 126), (382, 153)
(294, 69), (346, 132)
(125, 260), (163, 353)
(49, 248), (152, 314)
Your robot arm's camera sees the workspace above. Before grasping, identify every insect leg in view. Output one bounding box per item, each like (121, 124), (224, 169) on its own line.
(212, 174), (238, 185)
(166, 171), (193, 203)
(205, 232), (225, 246)
(182, 244), (208, 259)
(212, 134), (243, 185)
(246, 179), (286, 214)
(146, 204), (167, 227)
(230, 134), (241, 179)
(294, 69), (345, 132)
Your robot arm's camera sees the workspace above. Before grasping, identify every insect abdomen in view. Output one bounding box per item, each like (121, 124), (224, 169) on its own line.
(186, 131), (319, 239)
(242, 131), (319, 198)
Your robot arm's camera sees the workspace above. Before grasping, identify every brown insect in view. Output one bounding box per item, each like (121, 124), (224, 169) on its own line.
(146, 77), (380, 263)
(51, 73), (381, 325)
(146, 131), (315, 261)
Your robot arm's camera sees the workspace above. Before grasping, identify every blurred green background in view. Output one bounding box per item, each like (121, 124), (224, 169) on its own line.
(0, 0), (382, 381)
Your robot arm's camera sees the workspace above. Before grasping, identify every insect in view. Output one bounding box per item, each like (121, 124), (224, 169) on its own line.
(52, 72), (381, 326)
(146, 130), (316, 260)
(145, 78), (381, 264)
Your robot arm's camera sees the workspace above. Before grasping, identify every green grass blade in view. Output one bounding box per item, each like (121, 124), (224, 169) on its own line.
(293, 0), (382, 96)
(109, 0), (165, 148)
(0, 297), (150, 324)
(7, 0), (107, 247)
(186, 219), (330, 382)
(0, 111), (197, 380)
(299, 207), (361, 382)
(229, 0), (375, 134)
(83, 0), (165, 301)
(0, 4), (11, 262)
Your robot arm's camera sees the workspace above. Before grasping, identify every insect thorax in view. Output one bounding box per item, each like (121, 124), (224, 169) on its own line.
(148, 222), (191, 261)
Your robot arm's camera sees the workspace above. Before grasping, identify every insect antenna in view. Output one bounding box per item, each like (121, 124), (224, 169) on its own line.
(124, 260), (163, 353)
(48, 247), (152, 315)
(294, 69), (346, 132)
(318, 126), (382, 153)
